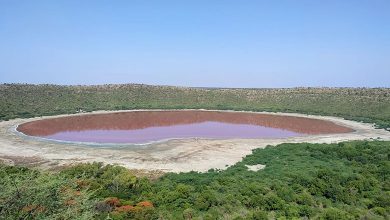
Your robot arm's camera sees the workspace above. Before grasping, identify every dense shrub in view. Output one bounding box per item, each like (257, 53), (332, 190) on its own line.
(1, 84), (390, 130)
(1, 141), (389, 219)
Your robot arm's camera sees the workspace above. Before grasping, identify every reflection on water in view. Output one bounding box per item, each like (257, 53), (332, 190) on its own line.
(43, 122), (301, 144)
(17, 111), (353, 144)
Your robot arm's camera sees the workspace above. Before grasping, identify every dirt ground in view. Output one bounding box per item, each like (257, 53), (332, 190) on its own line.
(0, 109), (389, 173)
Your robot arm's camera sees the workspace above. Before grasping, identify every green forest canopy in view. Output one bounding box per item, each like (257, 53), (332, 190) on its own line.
(1, 141), (389, 219)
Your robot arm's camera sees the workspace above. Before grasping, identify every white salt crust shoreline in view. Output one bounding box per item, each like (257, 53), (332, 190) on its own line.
(0, 109), (389, 173)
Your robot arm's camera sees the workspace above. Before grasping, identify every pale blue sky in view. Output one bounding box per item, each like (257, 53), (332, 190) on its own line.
(1, 0), (389, 88)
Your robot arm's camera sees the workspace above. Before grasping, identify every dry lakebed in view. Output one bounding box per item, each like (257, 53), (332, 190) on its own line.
(0, 109), (389, 173)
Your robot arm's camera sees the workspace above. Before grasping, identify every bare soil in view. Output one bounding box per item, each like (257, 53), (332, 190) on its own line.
(1, 109), (389, 173)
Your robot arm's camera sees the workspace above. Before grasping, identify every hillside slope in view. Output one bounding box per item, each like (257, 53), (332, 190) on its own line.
(1, 84), (389, 129)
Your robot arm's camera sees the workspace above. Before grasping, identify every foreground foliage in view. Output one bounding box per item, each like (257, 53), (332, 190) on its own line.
(1, 141), (389, 219)
(1, 84), (390, 130)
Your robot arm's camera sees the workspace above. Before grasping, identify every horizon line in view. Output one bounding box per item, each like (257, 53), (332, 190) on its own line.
(1, 82), (389, 90)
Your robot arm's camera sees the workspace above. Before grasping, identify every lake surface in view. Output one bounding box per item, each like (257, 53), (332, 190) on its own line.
(17, 111), (353, 144)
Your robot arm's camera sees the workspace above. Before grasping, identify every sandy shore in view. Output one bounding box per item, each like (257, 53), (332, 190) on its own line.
(0, 109), (389, 172)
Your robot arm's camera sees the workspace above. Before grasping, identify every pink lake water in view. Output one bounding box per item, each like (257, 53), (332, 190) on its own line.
(17, 111), (353, 144)
(44, 121), (301, 144)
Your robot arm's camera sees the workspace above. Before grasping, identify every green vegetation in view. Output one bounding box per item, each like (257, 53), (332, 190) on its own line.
(1, 141), (389, 219)
(1, 84), (390, 130)
(1, 84), (389, 218)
